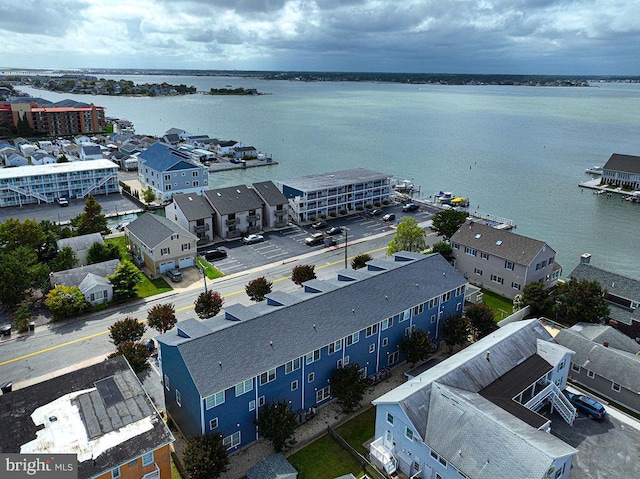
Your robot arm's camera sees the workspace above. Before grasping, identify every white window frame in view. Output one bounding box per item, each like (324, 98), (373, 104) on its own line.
(164, 374), (170, 391)
(249, 400), (256, 411)
(316, 385), (331, 402)
(328, 340), (342, 354)
(612, 382), (621, 392)
(209, 418), (218, 430)
(386, 412), (394, 425)
(308, 372), (315, 383)
(366, 324), (379, 337)
(223, 431), (241, 450)
(258, 396), (265, 407)
(291, 380), (299, 391)
(346, 331), (359, 346)
(176, 389), (181, 407)
(505, 260), (514, 270)
(235, 379), (253, 396)
(112, 467), (121, 479)
(571, 363), (580, 373)
(306, 349), (321, 364)
(405, 427), (414, 442)
(285, 358), (301, 374)
(205, 391), (224, 409)
(260, 368), (276, 385)
(142, 451), (154, 467)
(587, 369), (595, 378)
(382, 337), (389, 347)
(369, 343), (376, 353)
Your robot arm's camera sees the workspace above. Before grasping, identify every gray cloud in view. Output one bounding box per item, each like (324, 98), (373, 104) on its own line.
(0, 0), (89, 36)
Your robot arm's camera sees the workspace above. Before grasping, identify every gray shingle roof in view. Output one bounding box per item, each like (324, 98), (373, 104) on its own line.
(82, 145), (102, 156)
(451, 220), (551, 266)
(204, 185), (264, 216)
(555, 328), (640, 393)
(278, 168), (390, 192)
(252, 181), (288, 206)
(50, 259), (120, 287)
(569, 263), (640, 302)
(603, 153), (640, 175)
(157, 253), (466, 398)
(246, 454), (297, 479)
(568, 323), (640, 353)
(57, 233), (104, 252)
(171, 193), (214, 221)
(0, 356), (173, 479)
(125, 213), (196, 249)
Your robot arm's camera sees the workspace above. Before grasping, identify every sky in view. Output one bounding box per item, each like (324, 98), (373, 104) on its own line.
(1, 0), (640, 75)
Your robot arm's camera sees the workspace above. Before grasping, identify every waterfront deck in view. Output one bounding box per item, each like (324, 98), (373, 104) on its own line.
(579, 178), (640, 200)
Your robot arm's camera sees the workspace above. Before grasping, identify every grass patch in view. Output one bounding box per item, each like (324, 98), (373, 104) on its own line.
(481, 289), (513, 321)
(288, 435), (364, 479)
(105, 236), (129, 259)
(171, 459), (183, 479)
(335, 407), (376, 454)
(196, 257), (224, 280)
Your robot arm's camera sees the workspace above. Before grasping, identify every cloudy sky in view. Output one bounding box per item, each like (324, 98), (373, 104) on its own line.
(1, 0), (639, 75)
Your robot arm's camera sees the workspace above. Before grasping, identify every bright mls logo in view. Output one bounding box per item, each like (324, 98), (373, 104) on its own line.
(1, 454), (76, 479)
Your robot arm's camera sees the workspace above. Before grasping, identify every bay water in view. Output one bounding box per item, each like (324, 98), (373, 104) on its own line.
(18, 77), (640, 279)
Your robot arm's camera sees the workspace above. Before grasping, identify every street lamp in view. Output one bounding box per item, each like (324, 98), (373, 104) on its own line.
(343, 226), (349, 269)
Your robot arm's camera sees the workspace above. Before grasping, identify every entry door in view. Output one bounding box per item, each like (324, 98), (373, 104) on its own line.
(384, 430), (394, 449)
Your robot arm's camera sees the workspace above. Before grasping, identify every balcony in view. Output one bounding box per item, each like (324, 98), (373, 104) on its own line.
(369, 437), (397, 475)
(193, 223), (210, 233)
(141, 464), (159, 479)
(248, 225), (261, 233)
(247, 214), (260, 222)
(227, 230), (242, 238)
(226, 218), (238, 226)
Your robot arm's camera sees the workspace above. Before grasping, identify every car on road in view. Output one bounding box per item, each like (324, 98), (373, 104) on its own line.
(202, 248), (227, 261)
(115, 223), (129, 232)
(311, 220), (328, 230)
(165, 268), (183, 283)
(369, 209), (383, 217)
(243, 234), (265, 245)
(325, 226), (343, 235)
(382, 213), (396, 222)
(57, 197), (69, 207)
(402, 203), (419, 212)
(305, 232), (325, 246)
(563, 391), (607, 420)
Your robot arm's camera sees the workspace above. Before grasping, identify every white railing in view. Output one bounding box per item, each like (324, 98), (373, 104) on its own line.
(369, 437), (397, 475)
(141, 464), (159, 479)
(80, 173), (118, 197)
(524, 382), (576, 425)
(5, 184), (50, 203)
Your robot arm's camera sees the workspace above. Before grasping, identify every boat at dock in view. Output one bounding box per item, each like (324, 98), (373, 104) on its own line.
(585, 165), (603, 175)
(392, 179), (416, 193)
(435, 191), (469, 207)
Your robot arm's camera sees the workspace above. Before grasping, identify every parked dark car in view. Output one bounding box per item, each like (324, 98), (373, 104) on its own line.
(202, 248), (227, 261)
(382, 213), (396, 222)
(165, 269), (183, 283)
(402, 203), (419, 212)
(311, 220), (328, 230)
(563, 391), (607, 420)
(325, 226), (342, 235)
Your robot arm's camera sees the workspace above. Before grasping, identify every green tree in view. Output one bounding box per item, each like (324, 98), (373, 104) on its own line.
(109, 316), (145, 346)
(51, 246), (78, 272)
(86, 241), (121, 264)
(555, 278), (609, 325)
(430, 209), (468, 240)
(108, 342), (150, 373)
(39, 220), (72, 264)
(0, 247), (49, 306)
(183, 434), (229, 479)
(522, 281), (554, 317)
(142, 187), (156, 204)
(16, 112), (32, 136)
(0, 218), (46, 252)
(254, 400), (298, 452)
(245, 277), (272, 302)
(57, 154), (69, 163)
(351, 253), (372, 270)
(74, 195), (108, 235)
(147, 303), (177, 333)
(399, 328), (435, 365)
(330, 363), (370, 414)
(291, 264), (316, 286)
(465, 303), (497, 340)
(44, 285), (87, 321)
(440, 314), (470, 353)
(108, 262), (143, 301)
(387, 217), (426, 254)
(429, 241), (453, 263)
(194, 290), (224, 319)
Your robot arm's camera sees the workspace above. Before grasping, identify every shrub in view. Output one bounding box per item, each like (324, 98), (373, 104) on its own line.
(339, 209), (347, 215)
(329, 212), (337, 217)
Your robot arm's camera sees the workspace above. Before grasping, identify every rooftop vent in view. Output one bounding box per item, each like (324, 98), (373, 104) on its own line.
(217, 192), (221, 196)
(475, 234), (481, 239)
(496, 240), (503, 246)
(237, 189), (241, 194)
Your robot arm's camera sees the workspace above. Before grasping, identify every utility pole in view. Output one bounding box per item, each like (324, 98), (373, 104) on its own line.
(344, 227), (348, 269)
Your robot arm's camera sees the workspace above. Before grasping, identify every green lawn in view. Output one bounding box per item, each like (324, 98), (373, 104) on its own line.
(196, 257), (224, 280)
(105, 236), (172, 298)
(336, 407), (376, 454)
(481, 289), (513, 321)
(288, 435), (365, 479)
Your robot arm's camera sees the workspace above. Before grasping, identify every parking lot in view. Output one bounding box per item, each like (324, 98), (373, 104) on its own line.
(543, 400), (640, 478)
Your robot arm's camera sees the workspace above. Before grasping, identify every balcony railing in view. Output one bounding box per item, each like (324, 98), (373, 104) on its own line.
(226, 218), (238, 226)
(193, 224), (210, 233)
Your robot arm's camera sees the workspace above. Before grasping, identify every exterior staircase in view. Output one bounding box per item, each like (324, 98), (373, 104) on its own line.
(524, 382), (576, 425)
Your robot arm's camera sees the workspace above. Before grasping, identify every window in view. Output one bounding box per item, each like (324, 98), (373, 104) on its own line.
(223, 431), (241, 449)
(397, 312), (407, 322)
(388, 351), (399, 365)
(452, 242), (459, 249)
(142, 452), (154, 467)
(235, 379), (253, 396)
(505, 260), (514, 270)
(164, 174), (171, 181)
(369, 343), (376, 353)
(316, 386), (331, 402)
(160, 247), (170, 256)
(512, 282), (521, 290)
(405, 427), (415, 442)
(192, 171), (198, 177)
(465, 247), (477, 256)
(260, 368), (276, 385)
(305, 349), (321, 364)
(381, 317), (394, 330)
(430, 450), (438, 460)
(205, 391), (224, 409)
(571, 363), (581, 373)
(481, 252), (489, 260)
(456, 302), (462, 311)
(285, 358), (301, 373)
(346, 331), (359, 346)
(163, 374), (170, 390)
(455, 286), (464, 296)
(366, 324), (379, 337)
(490, 274), (504, 285)
(439, 456), (447, 467)
(549, 256), (555, 265)
(413, 304), (424, 316)
(386, 412), (394, 425)
(249, 400), (255, 411)
(328, 340), (342, 354)
(474, 267), (483, 276)
(612, 382), (621, 392)
(258, 396), (265, 406)
(308, 372), (315, 383)
(557, 359), (565, 371)
(429, 298), (438, 309)
(587, 369), (595, 379)
(112, 467), (121, 479)
(210, 418), (218, 430)
(403, 309), (411, 321)
(442, 291), (451, 302)
(181, 243), (191, 251)
(382, 337), (389, 347)
(291, 380), (299, 391)
(175, 390), (181, 407)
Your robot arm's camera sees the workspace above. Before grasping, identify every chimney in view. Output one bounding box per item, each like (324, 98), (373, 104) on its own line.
(603, 340), (609, 347)
(580, 253), (592, 265)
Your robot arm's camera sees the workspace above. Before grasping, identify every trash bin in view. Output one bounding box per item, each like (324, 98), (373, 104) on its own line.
(0, 325), (11, 337)
(0, 382), (12, 394)
(29, 322), (35, 332)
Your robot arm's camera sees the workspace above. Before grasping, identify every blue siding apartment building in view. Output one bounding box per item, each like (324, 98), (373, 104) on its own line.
(156, 252), (467, 451)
